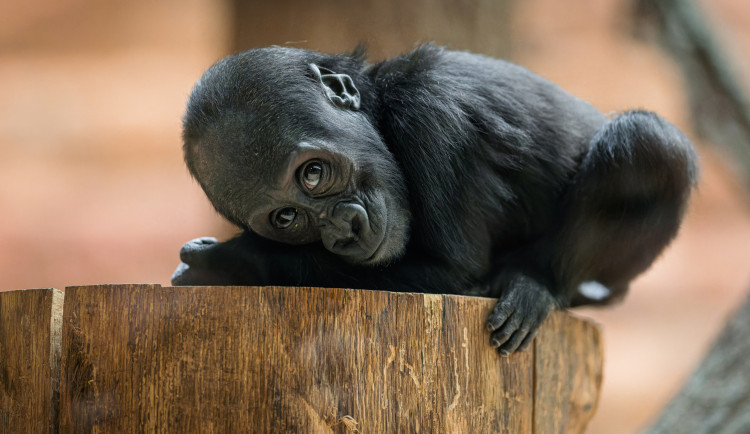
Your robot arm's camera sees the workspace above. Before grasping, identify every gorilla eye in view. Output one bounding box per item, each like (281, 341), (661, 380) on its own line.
(272, 208), (297, 229)
(301, 161), (323, 191)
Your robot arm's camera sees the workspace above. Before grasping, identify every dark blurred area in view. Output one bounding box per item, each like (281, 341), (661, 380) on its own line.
(1, 0), (749, 432)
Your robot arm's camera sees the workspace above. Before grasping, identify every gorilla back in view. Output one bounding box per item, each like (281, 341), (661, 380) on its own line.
(173, 44), (697, 355)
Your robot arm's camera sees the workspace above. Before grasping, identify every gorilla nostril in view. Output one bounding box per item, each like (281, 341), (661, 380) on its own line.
(351, 216), (361, 237)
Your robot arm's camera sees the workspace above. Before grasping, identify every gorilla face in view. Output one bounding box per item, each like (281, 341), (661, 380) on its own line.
(183, 54), (411, 265)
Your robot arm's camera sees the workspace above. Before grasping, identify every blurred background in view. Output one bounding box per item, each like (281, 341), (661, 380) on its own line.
(1, 0), (749, 431)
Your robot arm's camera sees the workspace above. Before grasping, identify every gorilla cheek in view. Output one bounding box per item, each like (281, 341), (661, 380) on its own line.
(360, 190), (410, 266)
(374, 193), (410, 264)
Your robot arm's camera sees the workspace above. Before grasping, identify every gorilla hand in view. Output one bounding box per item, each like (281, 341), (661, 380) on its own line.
(171, 237), (245, 286)
(485, 274), (558, 355)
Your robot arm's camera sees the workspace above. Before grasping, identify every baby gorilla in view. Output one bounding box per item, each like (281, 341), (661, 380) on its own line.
(173, 44), (698, 355)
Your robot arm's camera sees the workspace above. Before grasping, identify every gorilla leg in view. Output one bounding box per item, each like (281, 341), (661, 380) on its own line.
(554, 110), (698, 306)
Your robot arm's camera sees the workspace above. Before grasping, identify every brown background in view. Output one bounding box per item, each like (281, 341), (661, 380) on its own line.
(1, 0), (749, 432)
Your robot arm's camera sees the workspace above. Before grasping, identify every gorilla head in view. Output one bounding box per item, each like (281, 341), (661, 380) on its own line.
(182, 47), (410, 265)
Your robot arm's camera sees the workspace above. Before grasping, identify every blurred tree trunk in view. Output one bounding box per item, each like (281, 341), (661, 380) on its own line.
(219, 0), (515, 240)
(229, 0), (515, 60)
(644, 292), (750, 433)
(634, 0), (750, 189)
(635, 2), (750, 431)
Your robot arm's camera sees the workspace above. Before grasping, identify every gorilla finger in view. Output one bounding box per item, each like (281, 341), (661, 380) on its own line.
(172, 262), (232, 286)
(517, 329), (537, 352)
(499, 326), (531, 355)
(489, 315), (521, 348)
(180, 237), (219, 263)
(171, 262), (192, 286)
(486, 302), (515, 332)
(516, 314), (545, 352)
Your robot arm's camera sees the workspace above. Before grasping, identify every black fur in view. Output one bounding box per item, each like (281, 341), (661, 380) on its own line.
(173, 44), (698, 354)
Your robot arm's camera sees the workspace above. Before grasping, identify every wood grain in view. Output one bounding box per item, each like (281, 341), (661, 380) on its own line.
(0, 288), (64, 434)
(534, 309), (603, 433)
(57, 284), (602, 433)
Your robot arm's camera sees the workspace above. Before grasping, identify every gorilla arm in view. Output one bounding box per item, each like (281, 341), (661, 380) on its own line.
(171, 231), (477, 294)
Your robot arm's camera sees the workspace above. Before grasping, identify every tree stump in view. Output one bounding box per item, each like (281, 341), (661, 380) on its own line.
(0, 288), (63, 433)
(2, 285), (602, 433)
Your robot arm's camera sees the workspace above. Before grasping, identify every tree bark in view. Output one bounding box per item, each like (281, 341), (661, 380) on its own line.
(634, 0), (750, 188)
(230, 0), (515, 62)
(44, 284), (603, 433)
(645, 292), (750, 433)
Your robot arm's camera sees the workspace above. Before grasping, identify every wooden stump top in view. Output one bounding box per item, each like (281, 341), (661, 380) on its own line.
(2, 285), (602, 433)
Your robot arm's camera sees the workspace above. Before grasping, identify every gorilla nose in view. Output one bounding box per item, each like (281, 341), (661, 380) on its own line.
(320, 202), (374, 259)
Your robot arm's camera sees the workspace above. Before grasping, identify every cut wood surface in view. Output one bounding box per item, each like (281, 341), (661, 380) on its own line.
(0, 285), (603, 433)
(0, 288), (63, 433)
(54, 284), (602, 433)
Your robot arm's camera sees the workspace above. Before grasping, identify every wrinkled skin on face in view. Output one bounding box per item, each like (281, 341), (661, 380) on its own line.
(184, 58), (410, 266)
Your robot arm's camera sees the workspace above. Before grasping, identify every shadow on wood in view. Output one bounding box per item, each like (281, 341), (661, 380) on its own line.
(2, 285), (602, 433)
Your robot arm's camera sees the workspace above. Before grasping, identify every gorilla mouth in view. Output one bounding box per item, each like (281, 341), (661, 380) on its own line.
(344, 222), (386, 265)
(333, 237), (359, 251)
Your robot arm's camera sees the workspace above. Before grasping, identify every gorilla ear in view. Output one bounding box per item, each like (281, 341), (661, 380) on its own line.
(309, 63), (361, 111)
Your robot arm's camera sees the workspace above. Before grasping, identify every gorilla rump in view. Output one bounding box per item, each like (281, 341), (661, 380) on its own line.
(173, 44), (697, 355)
